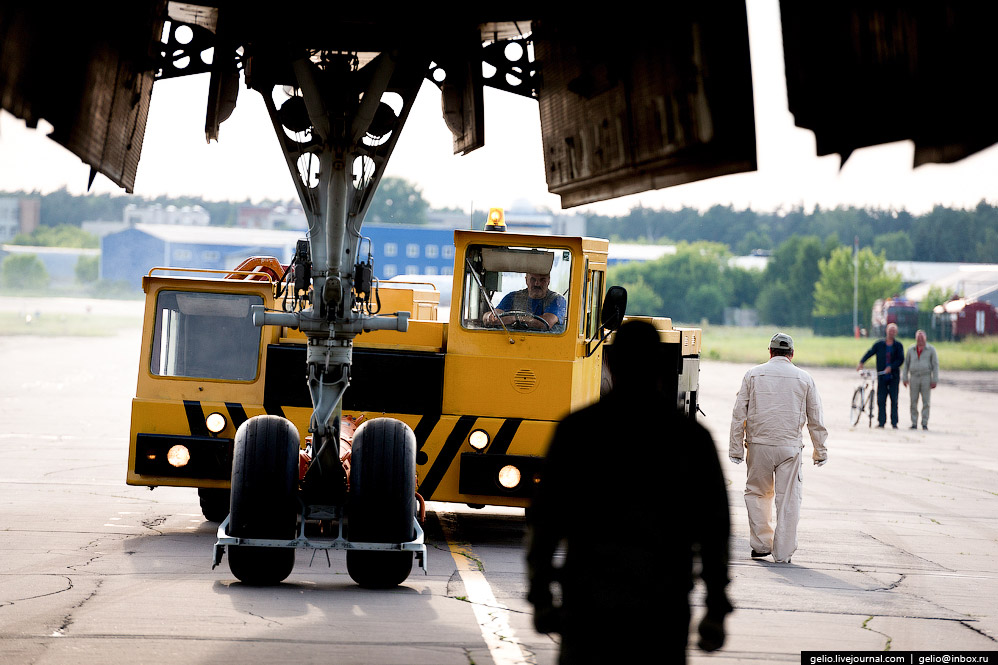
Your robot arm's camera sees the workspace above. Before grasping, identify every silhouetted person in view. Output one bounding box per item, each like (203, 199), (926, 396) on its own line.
(527, 320), (732, 664)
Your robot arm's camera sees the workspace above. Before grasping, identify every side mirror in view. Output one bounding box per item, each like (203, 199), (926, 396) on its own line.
(600, 286), (627, 331)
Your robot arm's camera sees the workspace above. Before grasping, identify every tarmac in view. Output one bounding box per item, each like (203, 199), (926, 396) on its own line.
(1, 295), (994, 661)
(689, 359), (998, 662)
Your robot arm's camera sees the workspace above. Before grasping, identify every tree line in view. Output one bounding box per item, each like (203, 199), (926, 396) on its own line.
(588, 202), (998, 264)
(0, 178), (431, 231)
(4, 184), (995, 329)
(608, 237), (936, 330)
(6, 186), (996, 264)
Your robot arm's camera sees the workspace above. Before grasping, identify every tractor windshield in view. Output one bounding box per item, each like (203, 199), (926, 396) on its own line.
(461, 244), (572, 334)
(149, 290), (264, 381)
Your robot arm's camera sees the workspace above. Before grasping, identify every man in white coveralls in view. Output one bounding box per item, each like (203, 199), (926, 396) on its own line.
(729, 332), (828, 563)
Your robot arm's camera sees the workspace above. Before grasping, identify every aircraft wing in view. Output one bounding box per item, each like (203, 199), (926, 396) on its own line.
(1, 2), (995, 207)
(0, 1), (166, 193)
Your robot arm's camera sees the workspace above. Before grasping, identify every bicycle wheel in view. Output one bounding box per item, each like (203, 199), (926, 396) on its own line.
(850, 387), (864, 425)
(866, 389), (875, 428)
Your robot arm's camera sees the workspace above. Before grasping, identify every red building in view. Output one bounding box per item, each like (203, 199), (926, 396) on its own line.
(933, 298), (998, 340)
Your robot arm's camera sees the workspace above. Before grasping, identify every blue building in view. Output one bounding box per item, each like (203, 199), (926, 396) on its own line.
(101, 220), (587, 290)
(101, 224), (302, 289)
(101, 223), (464, 290)
(362, 224), (456, 279)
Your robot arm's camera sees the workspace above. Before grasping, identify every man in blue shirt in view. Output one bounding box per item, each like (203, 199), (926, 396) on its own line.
(858, 322), (905, 428)
(482, 272), (567, 331)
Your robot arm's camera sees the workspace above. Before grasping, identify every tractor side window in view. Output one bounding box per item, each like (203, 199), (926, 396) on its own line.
(586, 269), (604, 341)
(150, 291), (263, 381)
(461, 244), (572, 334)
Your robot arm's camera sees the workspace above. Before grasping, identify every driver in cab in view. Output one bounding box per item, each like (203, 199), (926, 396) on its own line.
(482, 272), (567, 331)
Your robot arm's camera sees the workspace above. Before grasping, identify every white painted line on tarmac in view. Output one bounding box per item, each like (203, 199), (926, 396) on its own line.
(438, 511), (532, 665)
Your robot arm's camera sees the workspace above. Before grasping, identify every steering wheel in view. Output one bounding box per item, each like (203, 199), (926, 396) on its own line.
(491, 310), (552, 331)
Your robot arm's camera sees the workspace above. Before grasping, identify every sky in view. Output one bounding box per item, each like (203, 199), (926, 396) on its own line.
(1, 0), (996, 217)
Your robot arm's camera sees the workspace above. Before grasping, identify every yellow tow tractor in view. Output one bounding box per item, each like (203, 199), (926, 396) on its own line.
(126, 211), (701, 588)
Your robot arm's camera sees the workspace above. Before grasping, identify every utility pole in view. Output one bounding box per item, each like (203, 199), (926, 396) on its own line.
(853, 235), (859, 337)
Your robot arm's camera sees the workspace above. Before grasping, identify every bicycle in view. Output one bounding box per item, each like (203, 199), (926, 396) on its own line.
(850, 369), (886, 427)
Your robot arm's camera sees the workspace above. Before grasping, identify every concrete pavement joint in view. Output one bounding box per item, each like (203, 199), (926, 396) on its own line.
(849, 458), (998, 497)
(41, 463), (118, 477)
(723, 603), (967, 621)
(957, 620), (997, 643)
(861, 532), (954, 571)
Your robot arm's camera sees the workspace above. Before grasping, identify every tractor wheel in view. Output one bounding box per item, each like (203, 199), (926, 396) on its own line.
(198, 487), (230, 523)
(346, 418), (416, 588)
(850, 388), (864, 425)
(227, 415), (300, 586)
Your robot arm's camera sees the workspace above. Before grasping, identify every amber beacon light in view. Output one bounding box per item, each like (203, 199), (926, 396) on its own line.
(485, 207), (506, 232)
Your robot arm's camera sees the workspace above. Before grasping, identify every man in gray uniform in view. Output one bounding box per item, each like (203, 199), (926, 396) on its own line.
(729, 332), (828, 563)
(902, 329), (939, 430)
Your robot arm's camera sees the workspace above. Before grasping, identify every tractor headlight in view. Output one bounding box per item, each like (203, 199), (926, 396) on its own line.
(497, 464), (521, 489)
(469, 429), (490, 451)
(167, 444), (191, 468)
(205, 412), (227, 434)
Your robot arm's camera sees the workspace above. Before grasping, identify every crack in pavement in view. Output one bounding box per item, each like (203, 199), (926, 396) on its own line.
(52, 577), (104, 637)
(0, 575), (74, 607)
(141, 516), (167, 534)
(438, 511), (531, 664)
(245, 611), (284, 628)
(853, 569), (907, 592)
(861, 615), (893, 651)
(448, 594), (530, 616)
(445, 569), (465, 598)
(67, 534), (113, 571)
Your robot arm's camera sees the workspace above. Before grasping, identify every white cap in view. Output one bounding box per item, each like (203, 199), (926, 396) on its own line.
(770, 332), (794, 351)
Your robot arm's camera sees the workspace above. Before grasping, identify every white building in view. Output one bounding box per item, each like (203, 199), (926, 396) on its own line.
(904, 264), (998, 308)
(123, 203), (210, 226)
(236, 204), (308, 231)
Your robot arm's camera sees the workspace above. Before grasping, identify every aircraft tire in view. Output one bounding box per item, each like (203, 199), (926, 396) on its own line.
(227, 415), (299, 586)
(346, 417), (416, 588)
